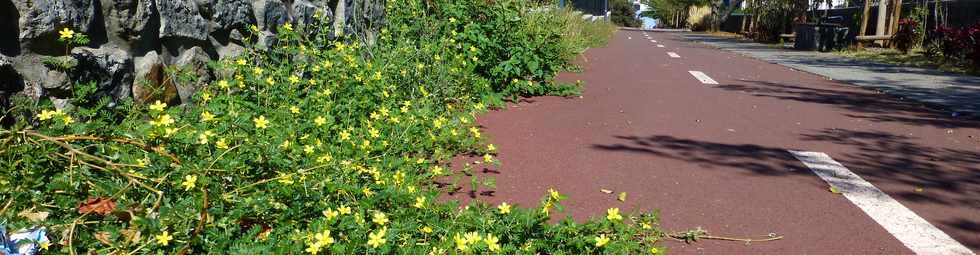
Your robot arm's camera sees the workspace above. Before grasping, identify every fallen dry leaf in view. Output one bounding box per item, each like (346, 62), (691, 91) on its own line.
(618, 192), (628, 202)
(120, 228), (141, 244)
(94, 231), (113, 245)
(78, 197), (117, 216)
(18, 209), (50, 222)
(828, 186), (842, 194)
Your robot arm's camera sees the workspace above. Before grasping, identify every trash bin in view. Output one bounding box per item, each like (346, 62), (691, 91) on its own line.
(794, 16), (849, 52)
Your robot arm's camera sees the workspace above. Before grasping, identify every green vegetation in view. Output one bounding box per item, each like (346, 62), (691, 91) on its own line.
(610, 0), (642, 28)
(0, 1), (669, 254)
(836, 48), (979, 76)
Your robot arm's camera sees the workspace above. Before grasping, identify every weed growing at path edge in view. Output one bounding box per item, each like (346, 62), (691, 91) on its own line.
(0, 1), (663, 254)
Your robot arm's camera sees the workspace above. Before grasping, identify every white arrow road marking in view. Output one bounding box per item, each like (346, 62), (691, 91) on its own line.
(667, 52), (680, 58)
(789, 151), (975, 255)
(687, 71), (718, 84)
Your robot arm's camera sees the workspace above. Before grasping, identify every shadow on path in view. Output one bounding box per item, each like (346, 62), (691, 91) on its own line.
(719, 80), (980, 128)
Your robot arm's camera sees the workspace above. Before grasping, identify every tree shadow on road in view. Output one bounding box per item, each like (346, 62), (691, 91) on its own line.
(800, 128), (980, 210)
(592, 135), (809, 177)
(718, 80), (980, 129)
(592, 131), (980, 250)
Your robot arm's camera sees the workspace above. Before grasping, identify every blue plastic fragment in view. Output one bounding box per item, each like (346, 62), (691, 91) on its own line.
(0, 226), (49, 255)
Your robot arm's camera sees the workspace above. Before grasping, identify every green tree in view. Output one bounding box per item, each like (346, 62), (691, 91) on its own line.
(610, 0), (642, 27)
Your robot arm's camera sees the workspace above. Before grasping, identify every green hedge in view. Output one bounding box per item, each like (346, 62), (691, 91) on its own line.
(0, 1), (663, 254)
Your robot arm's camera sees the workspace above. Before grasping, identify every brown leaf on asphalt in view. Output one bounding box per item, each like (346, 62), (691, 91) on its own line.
(618, 192), (628, 202)
(18, 209), (50, 222)
(78, 197), (117, 216)
(914, 187), (924, 193)
(600, 189), (613, 194)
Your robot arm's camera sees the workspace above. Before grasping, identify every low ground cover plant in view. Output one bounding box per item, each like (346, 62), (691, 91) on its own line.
(1, 0), (662, 254)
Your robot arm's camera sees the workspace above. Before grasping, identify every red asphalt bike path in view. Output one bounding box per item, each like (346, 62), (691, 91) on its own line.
(445, 30), (980, 254)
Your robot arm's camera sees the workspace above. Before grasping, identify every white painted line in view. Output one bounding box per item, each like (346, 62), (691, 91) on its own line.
(687, 71), (718, 84)
(657, 44), (665, 48)
(652, 40), (658, 43)
(667, 52), (680, 58)
(789, 151), (975, 255)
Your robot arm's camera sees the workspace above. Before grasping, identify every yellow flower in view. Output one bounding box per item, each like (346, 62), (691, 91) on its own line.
(413, 196), (425, 209)
(464, 232), (481, 244)
(372, 211), (389, 225)
(421, 226), (433, 234)
(304, 145), (314, 154)
(282, 22), (293, 31)
(216, 138), (229, 149)
(155, 231), (173, 246)
(497, 202), (511, 214)
(253, 115), (269, 129)
(606, 208), (623, 221)
(487, 144), (496, 152)
(218, 80), (230, 89)
(339, 130), (351, 141)
(323, 208), (339, 220)
(368, 127), (380, 138)
(485, 234), (501, 252)
(197, 130), (214, 144)
(453, 234), (468, 251)
(305, 243), (321, 254)
(181, 175), (198, 191)
(136, 158), (149, 168)
(236, 59), (246, 66)
(649, 247), (662, 254)
(150, 114), (175, 127)
(289, 75), (300, 84)
(594, 234), (610, 247)
(37, 109), (57, 121)
(337, 206), (352, 215)
(59, 28), (75, 40)
(290, 106), (300, 114)
(431, 166), (444, 176)
(201, 111), (215, 121)
(149, 100), (167, 111)
(316, 154), (332, 163)
(265, 77), (275, 85)
(62, 116), (73, 125)
(367, 228), (387, 248)
(38, 241), (50, 251)
(316, 230), (335, 245)
(483, 154), (493, 163)
(641, 222), (653, 229)
(253, 67), (264, 75)
(249, 24), (259, 32)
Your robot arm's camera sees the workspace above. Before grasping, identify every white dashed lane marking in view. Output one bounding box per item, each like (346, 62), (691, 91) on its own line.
(687, 71), (718, 84)
(789, 151), (975, 255)
(667, 52), (680, 58)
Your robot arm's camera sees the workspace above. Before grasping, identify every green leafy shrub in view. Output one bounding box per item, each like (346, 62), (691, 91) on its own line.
(0, 1), (665, 254)
(610, 0), (642, 28)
